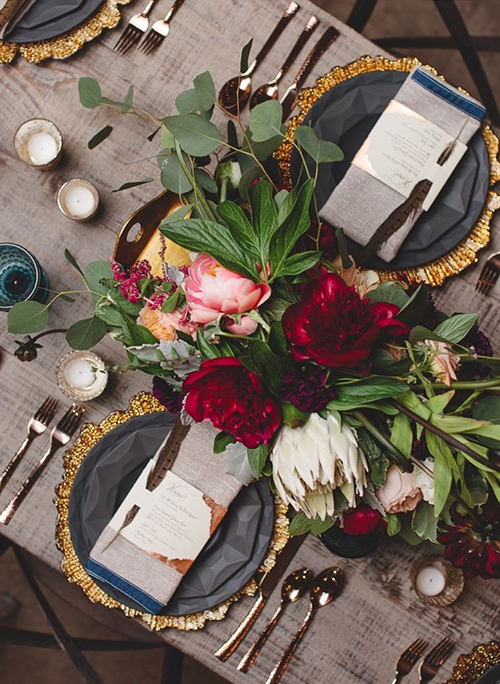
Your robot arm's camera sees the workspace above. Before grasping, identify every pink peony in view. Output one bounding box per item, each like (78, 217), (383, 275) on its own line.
(184, 254), (271, 333)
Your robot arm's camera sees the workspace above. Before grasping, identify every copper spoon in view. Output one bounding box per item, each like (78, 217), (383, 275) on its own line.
(250, 16), (319, 109)
(218, 1), (300, 115)
(265, 567), (344, 684)
(237, 568), (314, 673)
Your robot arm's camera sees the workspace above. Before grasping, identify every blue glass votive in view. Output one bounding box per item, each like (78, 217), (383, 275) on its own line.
(0, 243), (50, 311)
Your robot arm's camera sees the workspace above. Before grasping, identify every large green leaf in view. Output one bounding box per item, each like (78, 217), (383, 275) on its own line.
(356, 428), (389, 488)
(274, 251), (321, 278)
(412, 501), (438, 542)
(162, 114), (221, 156)
(335, 377), (408, 404)
(216, 200), (260, 262)
(366, 282), (409, 308)
(160, 152), (193, 194)
(66, 316), (107, 350)
(425, 430), (455, 517)
(7, 300), (49, 334)
(247, 444), (268, 478)
(247, 180), (278, 262)
(248, 100), (284, 142)
(248, 339), (289, 395)
(390, 412), (413, 458)
(434, 313), (478, 344)
(193, 71), (216, 110)
(84, 261), (113, 297)
(294, 125), (344, 163)
(78, 77), (102, 108)
(175, 88), (201, 115)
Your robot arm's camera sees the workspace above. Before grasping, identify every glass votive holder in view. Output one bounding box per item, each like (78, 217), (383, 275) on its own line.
(56, 350), (108, 402)
(0, 243), (50, 311)
(410, 555), (464, 607)
(14, 119), (63, 170)
(57, 179), (100, 222)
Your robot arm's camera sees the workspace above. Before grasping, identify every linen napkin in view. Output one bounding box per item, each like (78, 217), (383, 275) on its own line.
(0, 0), (37, 38)
(85, 420), (243, 614)
(319, 66), (486, 262)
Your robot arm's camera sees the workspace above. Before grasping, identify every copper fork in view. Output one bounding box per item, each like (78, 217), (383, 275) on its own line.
(0, 397), (58, 495)
(419, 637), (455, 683)
(114, 0), (157, 54)
(0, 404), (84, 525)
(139, 0), (187, 55)
(391, 638), (428, 684)
(476, 251), (500, 295)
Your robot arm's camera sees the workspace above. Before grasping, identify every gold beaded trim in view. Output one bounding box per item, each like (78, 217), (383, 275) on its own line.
(275, 56), (500, 287)
(55, 392), (289, 631)
(0, 0), (132, 64)
(446, 641), (500, 684)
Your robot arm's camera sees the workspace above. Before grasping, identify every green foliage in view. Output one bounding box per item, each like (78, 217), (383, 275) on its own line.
(64, 249), (84, 277)
(366, 282), (409, 308)
(88, 125), (113, 149)
(356, 428), (389, 488)
(412, 501), (438, 542)
(162, 114), (221, 156)
(329, 377), (409, 410)
(112, 177), (154, 193)
(78, 77), (102, 108)
(66, 316), (107, 350)
(213, 431), (235, 454)
(434, 313), (478, 344)
(84, 261), (114, 297)
(240, 38), (253, 73)
(247, 444), (269, 478)
(160, 153), (192, 194)
(7, 301), (49, 334)
(294, 125), (344, 163)
(248, 101), (284, 142)
(247, 339), (289, 395)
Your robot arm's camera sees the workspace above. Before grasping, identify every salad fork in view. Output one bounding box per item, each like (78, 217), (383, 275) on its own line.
(0, 404), (84, 525)
(391, 638), (428, 683)
(419, 637), (455, 683)
(139, 0), (187, 55)
(0, 396), (58, 495)
(476, 251), (500, 295)
(114, 0), (157, 54)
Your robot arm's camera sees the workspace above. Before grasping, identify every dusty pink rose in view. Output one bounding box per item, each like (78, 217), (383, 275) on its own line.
(426, 340), (460, 387)
(184, 254), (271, 333)
(376, 465), (423, 514)
(137, 305), (196, 342)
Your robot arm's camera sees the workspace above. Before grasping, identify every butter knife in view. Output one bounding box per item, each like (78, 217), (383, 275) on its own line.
(214, 531), (308, 661)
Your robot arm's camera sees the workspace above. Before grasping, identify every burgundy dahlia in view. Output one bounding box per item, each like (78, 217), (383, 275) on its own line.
(438, 501), (500, 579)
(280, 363), (336, 413)
(182, 357), (281, 449)
(152, 376), (183, 413)
(458, 326), (494, 380)
(282, 273), (409, 369)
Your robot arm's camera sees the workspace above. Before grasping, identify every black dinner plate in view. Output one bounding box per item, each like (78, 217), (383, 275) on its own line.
(7, 0), (105, 43)
(290, 70), (490, 270)
(68, 412), (275, 616)
(474, 663), (500, 684)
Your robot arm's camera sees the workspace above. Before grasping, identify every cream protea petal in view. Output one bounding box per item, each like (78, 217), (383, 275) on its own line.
(271, 412), (368, 519)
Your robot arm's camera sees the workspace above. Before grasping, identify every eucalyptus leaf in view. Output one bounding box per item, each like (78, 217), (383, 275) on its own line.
(78, 77), (102, 108)
(162, 114), (221, 156)
(160, 153), (193, 194)
(240, 38), (253, 73)
(247, 444), (268, 478)
(366, 281), (409, 308)
(121, 84), (134, 113)
(160, 125), (175, 149)
(66, 316), (106, 350)
(175, 88), (201, 114)
(193, 71), (216, 110)
(224, 441), (254, 485)
(64, 249), (84, 277)
(248, 101), (284, 142)
(112, 177), (154, 193)
(84, 260), (113, 297)
(294, 125), (344, 163)
(88, 125), (113, 149)
(434, 313), (478, 344)
(7, 301), (49, 334)
(193, 168), (218, 194)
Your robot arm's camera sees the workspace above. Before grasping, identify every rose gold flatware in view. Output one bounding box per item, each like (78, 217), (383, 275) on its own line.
(114, 0), (157, 54)
(139, 0), (187, 55)
(218, 1), (300, 115)
(419, 637), (455, 683)
(237, 567), (313, 673)
(265, 567), (344, 684)
(214, 532), (308, 661)
(476, 250), (500, 295)
(0, 404), (84, 525)
(0, 396), (58, 495)
(280, 25), (340, 121)
(250, 15), (319, 110)
(391, 638), (429, 684)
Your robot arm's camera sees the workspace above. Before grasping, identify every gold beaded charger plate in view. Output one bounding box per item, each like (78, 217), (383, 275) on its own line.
(55, 392), (289, 631)
(0, 0), (131, 63)
(446, 642), (500, 684)
(276, 56), (500, 287)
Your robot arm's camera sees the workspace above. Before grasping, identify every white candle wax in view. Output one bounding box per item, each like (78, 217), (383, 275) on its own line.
(64, 186), (97, 218)
(64, 359), (96, 389)
(415, 565), (446, 596)
(27, 132), (58, 165)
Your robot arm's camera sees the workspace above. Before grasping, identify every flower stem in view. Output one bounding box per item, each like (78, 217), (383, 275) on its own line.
(414, 378), (500, 391)
(352, 410), (411, 470)
(174, 141), (216, 222)
(31, 328), (67, 342)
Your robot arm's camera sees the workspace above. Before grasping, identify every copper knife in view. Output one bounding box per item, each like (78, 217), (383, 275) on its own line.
(214, 531), (308, 661)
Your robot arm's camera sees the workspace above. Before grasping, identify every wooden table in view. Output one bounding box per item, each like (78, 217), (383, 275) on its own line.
(0, 1), (499, 681)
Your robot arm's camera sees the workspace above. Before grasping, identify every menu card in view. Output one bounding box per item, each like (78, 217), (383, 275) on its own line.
(352, 100), (467, 211)
(108, 461), (227, 575)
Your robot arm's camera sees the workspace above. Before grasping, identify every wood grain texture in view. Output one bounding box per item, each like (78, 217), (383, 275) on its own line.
(0, 0), (499, 682)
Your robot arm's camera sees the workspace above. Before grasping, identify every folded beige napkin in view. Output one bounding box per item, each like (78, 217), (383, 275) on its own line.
(0, 0), (37, 38)
(319, 66), (486, 263)
(86, 421), (243, 614)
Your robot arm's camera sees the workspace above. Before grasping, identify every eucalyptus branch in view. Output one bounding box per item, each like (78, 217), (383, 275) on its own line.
(174, 140), (216, 222)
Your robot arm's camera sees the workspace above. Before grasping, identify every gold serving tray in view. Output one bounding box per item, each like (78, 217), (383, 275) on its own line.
(275, 56), (500, 287)
(55, 392), (289, 631)
(446, 642), (500, 684)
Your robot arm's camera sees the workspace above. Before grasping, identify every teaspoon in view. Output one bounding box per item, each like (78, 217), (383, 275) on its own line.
(218, 1), (300, 115)
(237, 567), (313, 673)
(265, 567), (344, 684)
(250, 15), (319, 110)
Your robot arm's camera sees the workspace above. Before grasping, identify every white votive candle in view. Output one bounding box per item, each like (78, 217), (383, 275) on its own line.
(57, 179), (100, 222)
(415, 565), (446, 597)
(27, 132), (59, 165)
(14, 119), (63, 170)
(64, 359), (96, 389)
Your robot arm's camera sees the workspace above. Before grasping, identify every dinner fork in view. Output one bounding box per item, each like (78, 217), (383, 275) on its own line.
(0, 404), (84, 526)
(0, 397), (58, 495)
(391, 638), (428, 683)
(139, 0), (186, 55)
(418, 637), (455, 683)
(114, 0), (157, 54)
(476, 251), (500, 295)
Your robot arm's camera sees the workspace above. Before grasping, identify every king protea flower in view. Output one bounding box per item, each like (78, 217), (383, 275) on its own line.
(270, 412), (368, 520)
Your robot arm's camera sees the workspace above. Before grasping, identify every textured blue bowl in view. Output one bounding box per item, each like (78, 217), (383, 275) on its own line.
(0, 243), (49, 311)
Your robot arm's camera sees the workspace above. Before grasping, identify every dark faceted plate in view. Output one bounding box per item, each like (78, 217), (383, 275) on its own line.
(475, 663), (500, 684)
(290, 70), (489, 270)
(68, 412), (275, 617)
(7, 0), (105, 43)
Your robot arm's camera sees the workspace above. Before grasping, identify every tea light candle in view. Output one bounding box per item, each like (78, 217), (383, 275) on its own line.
(56, 351), (108, 402)
(57, 179), (100, 222)
(415, 564), (446, 597)
(64, 359), (95, 389)
(14, 119), (63, 170)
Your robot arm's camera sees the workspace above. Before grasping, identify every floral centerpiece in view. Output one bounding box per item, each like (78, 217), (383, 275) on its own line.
(8, 52), (500, 580)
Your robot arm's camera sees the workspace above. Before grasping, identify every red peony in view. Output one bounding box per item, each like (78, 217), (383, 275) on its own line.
(438, 502), (500, 579)
(282, 273), (409, 369)
(339, 504), (386, 536)
(182, 357), (281, 449)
